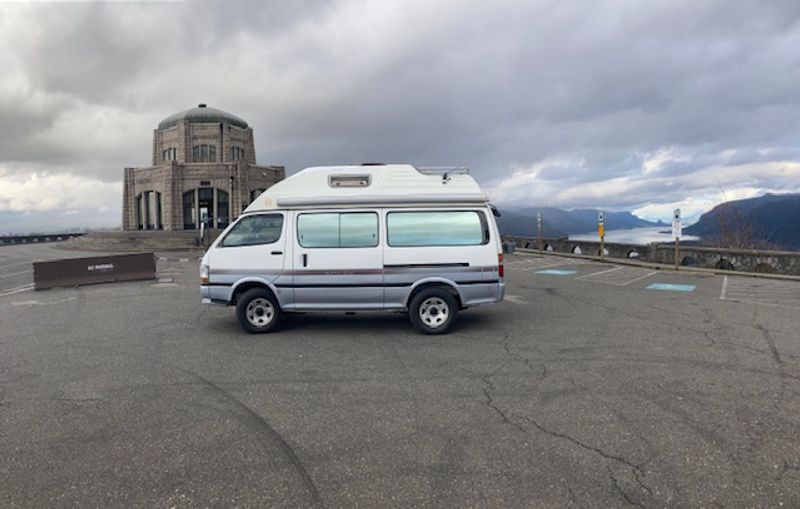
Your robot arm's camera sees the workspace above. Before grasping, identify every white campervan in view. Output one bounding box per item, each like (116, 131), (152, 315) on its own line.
(200, 164), (505, 334)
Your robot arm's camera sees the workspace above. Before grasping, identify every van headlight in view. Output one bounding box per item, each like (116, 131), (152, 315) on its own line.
(200, 263), (209, 284)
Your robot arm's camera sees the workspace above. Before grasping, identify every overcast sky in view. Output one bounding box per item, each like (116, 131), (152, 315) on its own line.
(1, 0), (799, 232)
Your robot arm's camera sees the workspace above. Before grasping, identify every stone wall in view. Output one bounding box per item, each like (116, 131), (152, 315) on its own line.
(122, 162), (284, 231)
(151, 121), (256, 166)
(503, 235), (800, 275)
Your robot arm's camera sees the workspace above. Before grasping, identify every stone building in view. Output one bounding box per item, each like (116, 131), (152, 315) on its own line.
(122, 104), (285, 231)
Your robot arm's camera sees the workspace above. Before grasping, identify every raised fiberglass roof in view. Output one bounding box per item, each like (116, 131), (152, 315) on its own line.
(244, 164), (488, 212)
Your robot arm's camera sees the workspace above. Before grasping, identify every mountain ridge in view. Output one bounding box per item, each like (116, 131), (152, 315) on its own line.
(496, 206), (664, 237)
(684, 193), (800, 250)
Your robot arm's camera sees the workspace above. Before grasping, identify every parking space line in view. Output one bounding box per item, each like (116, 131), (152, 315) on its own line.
(0, 284), (35, 297)
(0, 269), (33, 279)
(720, 276), (800, 309)
(577, 266), (624, 280)
(620, 271), (658, 286)
(0, 260), (34, 271)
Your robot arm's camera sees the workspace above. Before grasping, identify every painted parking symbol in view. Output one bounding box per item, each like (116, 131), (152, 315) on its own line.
(536, 269), (577, 276)
(647, 283), (696, 292)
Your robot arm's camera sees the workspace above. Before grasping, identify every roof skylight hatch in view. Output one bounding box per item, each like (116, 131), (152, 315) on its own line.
(329, 175), (371, 188)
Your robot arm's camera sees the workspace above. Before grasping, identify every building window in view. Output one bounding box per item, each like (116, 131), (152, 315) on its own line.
(192, 144), (216, 162)
(183, 190), (196, 229)
(230, 147), (245, 161)
(136, 191), (163, 230)
(217, 189), (229, 228)
(183, 188), (234, 230)
(162, 147), (177, 162)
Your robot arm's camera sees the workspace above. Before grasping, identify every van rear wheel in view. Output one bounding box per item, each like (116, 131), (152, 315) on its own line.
(409, 287), (458, 334)
(236, 288), (282, 334)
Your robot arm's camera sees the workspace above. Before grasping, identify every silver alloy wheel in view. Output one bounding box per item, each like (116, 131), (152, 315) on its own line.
(419, 297), (450, 328)
(246, 297), (274, 327)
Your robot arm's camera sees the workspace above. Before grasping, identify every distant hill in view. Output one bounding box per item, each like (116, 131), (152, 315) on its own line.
(496, 206), (664, 237)
(684, 193), (800, 250)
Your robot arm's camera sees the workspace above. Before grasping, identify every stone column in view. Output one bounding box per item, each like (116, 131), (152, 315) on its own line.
(122, 167), (136, 230)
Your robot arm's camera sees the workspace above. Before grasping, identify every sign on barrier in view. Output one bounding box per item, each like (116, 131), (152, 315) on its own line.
(33, 252), (156, 290)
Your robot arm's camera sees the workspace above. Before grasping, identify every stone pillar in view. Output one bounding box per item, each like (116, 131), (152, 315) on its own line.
(180, 121), (191, 163)
(246, 128), (256, 164)
(162, 162), (177, 230)
(151, 130), (160, 166)
(122, 167), (136, 230)
(222, 123), (231, 162)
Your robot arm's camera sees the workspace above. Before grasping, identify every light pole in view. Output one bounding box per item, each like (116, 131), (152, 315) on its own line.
(673, 208), (682, 270)
(598, 211), (605, 260)
(537, 211), (543, 253)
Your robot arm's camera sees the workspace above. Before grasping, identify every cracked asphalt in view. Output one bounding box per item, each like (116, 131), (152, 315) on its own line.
(2, 244), (800, 507)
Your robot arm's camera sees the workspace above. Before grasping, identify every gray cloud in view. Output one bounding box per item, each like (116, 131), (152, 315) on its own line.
(1, 0), (800, 231)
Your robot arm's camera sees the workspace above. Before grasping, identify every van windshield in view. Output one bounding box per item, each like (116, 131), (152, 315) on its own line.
(221, 214), (283, 247)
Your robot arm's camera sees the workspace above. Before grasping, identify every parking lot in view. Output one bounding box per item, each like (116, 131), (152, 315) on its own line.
(2, 244), (800, 507)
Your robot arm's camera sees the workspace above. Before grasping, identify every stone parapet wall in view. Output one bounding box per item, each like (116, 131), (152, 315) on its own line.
(503, 235), (800, 275)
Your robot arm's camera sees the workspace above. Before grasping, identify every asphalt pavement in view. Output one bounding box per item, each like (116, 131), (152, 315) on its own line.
(1, 243), (800, 507)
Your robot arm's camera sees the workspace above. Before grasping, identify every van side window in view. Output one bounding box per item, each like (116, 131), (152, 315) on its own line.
(298, 212), (378, 248)
(221, 214), (283, 247)
(387, 211), (488, 247)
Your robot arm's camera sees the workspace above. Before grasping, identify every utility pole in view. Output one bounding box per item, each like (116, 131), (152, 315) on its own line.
(537, 211), (543, 253)
(672, 208), (682, 270)
(598, 211), (605, 260)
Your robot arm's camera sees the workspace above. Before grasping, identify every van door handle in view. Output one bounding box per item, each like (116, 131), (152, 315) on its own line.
(302, 253), (308, 267)
(271, 251), (283, 255)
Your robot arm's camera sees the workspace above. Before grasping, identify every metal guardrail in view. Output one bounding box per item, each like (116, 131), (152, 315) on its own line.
(33, 253), (156, 290)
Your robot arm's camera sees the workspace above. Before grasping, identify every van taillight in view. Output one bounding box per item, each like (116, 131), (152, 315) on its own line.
(498, 253), (504, 278)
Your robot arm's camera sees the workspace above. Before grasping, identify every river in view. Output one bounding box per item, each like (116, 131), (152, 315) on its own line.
(569, 226), (699, 245)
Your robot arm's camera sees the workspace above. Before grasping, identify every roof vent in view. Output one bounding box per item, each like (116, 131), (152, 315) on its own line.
(198, 103), (207, 108)
(329, 175), (371, 188)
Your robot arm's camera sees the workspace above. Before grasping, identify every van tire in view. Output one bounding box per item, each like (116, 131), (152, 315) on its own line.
(236, 288), (282, 334)
(409, 287), (458, 334)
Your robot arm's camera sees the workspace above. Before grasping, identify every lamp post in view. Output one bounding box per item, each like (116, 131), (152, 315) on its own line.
(598, 211), (605, 260)
(229, 175), (235, 223)
(537, 211), (543, 252)
(673, 208), (682, 270)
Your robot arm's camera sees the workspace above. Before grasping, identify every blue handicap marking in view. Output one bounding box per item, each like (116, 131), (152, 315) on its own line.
(536, 269), (577, 276)
(646, 283), (696, 292)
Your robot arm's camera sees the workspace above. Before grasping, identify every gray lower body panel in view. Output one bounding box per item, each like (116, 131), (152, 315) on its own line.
(201, 267), (505, 311)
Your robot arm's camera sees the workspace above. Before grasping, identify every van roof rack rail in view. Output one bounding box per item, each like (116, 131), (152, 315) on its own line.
(416, 166), (470, 175)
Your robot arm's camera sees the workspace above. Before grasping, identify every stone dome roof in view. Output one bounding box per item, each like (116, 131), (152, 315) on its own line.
(158, 104), (249, 130)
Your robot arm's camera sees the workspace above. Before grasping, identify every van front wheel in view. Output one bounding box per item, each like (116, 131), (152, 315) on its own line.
(236, 288), (282, 334)
(409, 288), (458, 334)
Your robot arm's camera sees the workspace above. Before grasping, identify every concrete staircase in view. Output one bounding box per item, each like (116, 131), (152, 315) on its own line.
(59, 230), (223, 252)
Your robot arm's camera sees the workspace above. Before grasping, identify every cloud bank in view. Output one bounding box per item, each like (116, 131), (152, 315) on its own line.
(1, 0), (799, 231)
